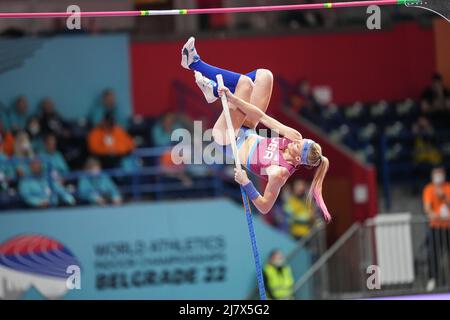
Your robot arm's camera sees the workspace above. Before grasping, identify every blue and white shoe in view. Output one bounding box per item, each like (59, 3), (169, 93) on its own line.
(181, 37), (200, 70)
(194, 71), (218, 104)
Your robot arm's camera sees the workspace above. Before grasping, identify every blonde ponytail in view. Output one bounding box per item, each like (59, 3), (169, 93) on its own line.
(306, 146), (331, 222)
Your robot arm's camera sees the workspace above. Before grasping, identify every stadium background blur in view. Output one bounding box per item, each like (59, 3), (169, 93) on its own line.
(0, 0), (449, 300)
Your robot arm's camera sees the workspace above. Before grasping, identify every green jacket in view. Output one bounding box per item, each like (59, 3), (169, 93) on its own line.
(264, 264), (295, 300)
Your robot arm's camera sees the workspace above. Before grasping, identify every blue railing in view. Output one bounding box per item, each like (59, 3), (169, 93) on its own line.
(0, 146), (228, 208)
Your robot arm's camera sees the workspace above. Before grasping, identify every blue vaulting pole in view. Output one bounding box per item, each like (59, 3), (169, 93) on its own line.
(240, 186), (267, 300)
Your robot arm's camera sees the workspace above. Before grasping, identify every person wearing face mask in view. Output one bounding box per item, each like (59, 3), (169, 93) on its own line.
(77, 157), (122, 206)
(263, 249), (294, 300)
(88, 111), (135, 169)
(26, 116), (44, 153)
(423, 166), (450, 291)
(12, 131), (34, 178)
(423, 167), (450, 227)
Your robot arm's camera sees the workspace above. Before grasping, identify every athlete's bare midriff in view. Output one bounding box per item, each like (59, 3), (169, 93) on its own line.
(238, 135), (258, 168)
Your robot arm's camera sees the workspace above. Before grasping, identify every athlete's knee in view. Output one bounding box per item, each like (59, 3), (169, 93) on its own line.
(212, 123), (227, 144)
(256, 69), (274, 84)
(238, 75), (254, 92)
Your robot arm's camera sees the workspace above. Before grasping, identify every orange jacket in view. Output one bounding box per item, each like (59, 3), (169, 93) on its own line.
(423, 182), (450, 228)
(0, 131), (14, 156)
(88, 126), (135, 156)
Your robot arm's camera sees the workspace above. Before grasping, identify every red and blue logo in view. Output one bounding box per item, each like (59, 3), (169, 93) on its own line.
(0, 234), (80, 300)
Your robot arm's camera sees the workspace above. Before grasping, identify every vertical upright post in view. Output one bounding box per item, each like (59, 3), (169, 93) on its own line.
(216, 75), (267, 300)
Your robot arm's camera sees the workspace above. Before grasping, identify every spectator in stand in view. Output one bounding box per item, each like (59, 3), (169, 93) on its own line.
(420, 73), (450, 128)
(423, 167), (450, 225)
(422, 166), (450, 291)
(26, 116), (45, 153)
(8, 95), (29, 133)
(39, 134), (70, 178)
(0, 120), (14, 157)
(78, 157), (122, 206)
(37, 97), (68, 139)
(412, 116), (442, 166)
(88, 89), (127, 129)
(13, 131), (34, 158)
(283, 179), (316, 240)
(18, 158), (75, 208)
(0, 152), (13, 191)
(0, 121), (16, 188)
(151, 112), (185, 147)
(153, 113), (197, 190)
(263, 249), (295, 300)
(12, 131), (34, 179)
(88, 111), (135, 169)
(290, 80), (322, 123)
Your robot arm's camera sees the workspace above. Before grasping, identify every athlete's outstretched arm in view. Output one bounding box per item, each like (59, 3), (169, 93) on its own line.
(234, 166), (289, 214)
(219, 87), (302, 142)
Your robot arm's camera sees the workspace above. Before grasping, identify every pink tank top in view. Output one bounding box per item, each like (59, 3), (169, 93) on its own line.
(248, 137), (297, 180)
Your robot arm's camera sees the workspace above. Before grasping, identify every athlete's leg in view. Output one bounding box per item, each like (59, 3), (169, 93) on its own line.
(182, 37), (243, 97)
(181, 37), (257, 145)
(192, 68), (274, 136)
(242, 69), (274, 129)
(203, 69), (274, 144)
(190, 60), (243, 96)
(212, 75), (254, 145)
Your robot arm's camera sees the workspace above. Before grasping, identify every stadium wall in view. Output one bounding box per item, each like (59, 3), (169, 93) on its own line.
(131, 22), (435, 117)
(434, 19), (450, 88)
(0, 199), (307, 300)
(0, 34), (132, 120)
